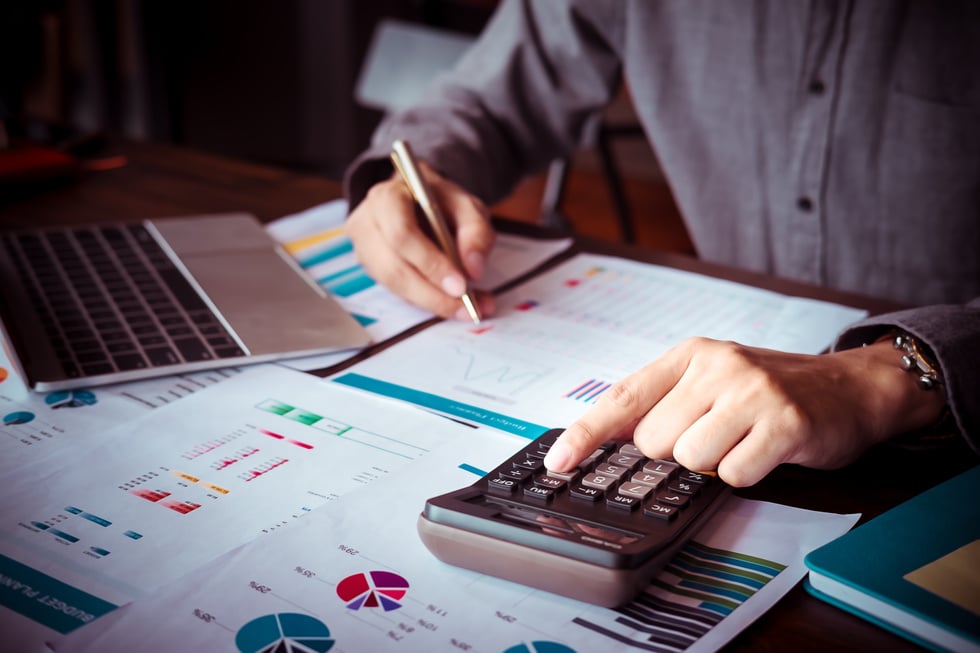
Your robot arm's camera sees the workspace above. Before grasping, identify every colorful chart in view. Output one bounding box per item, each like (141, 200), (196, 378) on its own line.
(3, 410), (35, 426)
(336, 570), (409, 611)
(0, 366), (8, 383)
(235, 612), (334, 653)
(45, 389), (98, 408)
(503, 642), (577, 653)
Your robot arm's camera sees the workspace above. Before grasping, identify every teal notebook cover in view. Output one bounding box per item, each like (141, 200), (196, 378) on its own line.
(804, 465), (980, 653)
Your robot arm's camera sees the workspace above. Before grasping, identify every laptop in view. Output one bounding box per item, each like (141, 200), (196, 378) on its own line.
(0, 213), (372, 391)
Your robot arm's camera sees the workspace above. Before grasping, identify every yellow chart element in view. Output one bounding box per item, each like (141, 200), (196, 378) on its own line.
(281, 226), (346, 256)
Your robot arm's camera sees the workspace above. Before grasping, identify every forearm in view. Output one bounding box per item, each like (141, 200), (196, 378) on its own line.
(344, 0), (625, 210)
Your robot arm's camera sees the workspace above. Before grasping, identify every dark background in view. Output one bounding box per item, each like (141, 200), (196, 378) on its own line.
(0, 0), (498, 179)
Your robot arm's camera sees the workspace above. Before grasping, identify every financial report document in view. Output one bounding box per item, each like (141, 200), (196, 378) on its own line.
(0, 364), (475, 652)
(332, 253), (868, 436)
(58, 434), (858, 653)
(265, 200), (573, 371)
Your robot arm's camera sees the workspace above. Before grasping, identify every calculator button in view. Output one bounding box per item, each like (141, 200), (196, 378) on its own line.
(643, 460), (679, 477)
(668, 480), (700, 496)
(644, 503), (679, 520)
(606, 453), (643, 471)
(545, 468), (579, 483)
(630, 472), (668, 489)
(579, 449), (605, 470)
(570, 484), (604, 501)
(488, 477), (519, 494)
(606, 494), (640, 511)
(679, 470), (712, 485)
(499, 468), (532, 483)
(618, 482), (653, 501)
(618, 443), (644, 457)
(533, 475), (565, 491)
(524, 485), (556, 501)
(581, 472), (617, 491)
(513, 456), (544, 472)
(592, 463), (629, 480)
(656, 492), (689, 508)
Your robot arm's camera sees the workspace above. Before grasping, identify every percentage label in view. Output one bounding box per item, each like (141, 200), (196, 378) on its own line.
(249, 581), (271, 594)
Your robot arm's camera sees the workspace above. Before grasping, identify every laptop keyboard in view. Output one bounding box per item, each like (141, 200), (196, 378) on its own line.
(1, 224), (245, 380)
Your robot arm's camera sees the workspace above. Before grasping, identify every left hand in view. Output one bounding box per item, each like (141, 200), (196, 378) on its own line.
(543, 337), (947, 487)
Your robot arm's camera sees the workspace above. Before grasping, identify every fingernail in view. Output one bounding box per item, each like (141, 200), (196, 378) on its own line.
(441, 274), (466, 298)
(544, 440), (572, 472)
(454, 306), (471, 321)
(465, 251), (486, 280)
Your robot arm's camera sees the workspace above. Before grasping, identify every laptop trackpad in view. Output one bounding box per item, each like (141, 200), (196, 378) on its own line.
(180, 250), (370, 356)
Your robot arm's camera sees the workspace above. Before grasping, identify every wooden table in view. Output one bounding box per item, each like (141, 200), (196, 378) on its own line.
(2, 139), (972, 652)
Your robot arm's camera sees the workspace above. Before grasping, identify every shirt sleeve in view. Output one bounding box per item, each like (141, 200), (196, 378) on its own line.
(833, 298), (980, 453)
(343, 0), (625, 211)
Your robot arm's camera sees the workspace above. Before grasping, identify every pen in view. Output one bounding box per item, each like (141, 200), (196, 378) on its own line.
(390, 139), (483, 324)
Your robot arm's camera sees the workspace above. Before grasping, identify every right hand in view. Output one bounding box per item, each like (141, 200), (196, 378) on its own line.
(347, 162), (497, 320)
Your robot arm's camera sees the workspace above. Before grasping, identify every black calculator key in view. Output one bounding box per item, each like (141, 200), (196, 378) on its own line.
(668, 480), (700, 496)
(607, 494), (640, 511)
(644, 502), (679, 520)
(488, 477), (519, 494)
(534, 475), (565, 490)
(499, 468), (532, 483)
(679, 470), (712, 485)
(570, 484), (603, 501)
(524, 485), (556, 501)
(656, 492), (690, 508)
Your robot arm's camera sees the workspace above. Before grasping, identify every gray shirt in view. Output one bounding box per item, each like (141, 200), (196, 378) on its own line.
(346, 0), (979, 450)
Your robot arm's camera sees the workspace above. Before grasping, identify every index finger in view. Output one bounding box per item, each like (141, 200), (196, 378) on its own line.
(543, 348), (689, 473)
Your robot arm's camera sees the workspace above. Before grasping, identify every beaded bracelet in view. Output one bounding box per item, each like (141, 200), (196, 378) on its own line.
(893, 333), (943, 391)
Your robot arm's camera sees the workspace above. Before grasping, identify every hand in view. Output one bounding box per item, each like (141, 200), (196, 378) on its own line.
(544, 337), (947, 487)
(347, 162), (496, 320)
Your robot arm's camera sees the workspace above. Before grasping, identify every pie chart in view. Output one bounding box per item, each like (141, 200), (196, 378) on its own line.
(336, 570), (409, 612)
(235, 612), (334, 653)
(45, 389), (98, 408)
(3, 411), (35, 426)
(503, 642), (577, 653)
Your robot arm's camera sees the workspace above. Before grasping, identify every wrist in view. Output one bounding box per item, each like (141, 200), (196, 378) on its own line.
(861, 335), (949, 439)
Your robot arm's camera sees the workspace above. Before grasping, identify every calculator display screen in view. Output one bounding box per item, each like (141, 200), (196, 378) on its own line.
(486, 498), (642, 546)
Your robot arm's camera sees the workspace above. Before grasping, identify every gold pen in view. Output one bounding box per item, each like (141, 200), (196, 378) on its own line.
(390, 139), (482, 324)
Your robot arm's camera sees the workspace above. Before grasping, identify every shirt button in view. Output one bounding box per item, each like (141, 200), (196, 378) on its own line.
(797, 196), (814, 212)
(808, 79), (826, 95)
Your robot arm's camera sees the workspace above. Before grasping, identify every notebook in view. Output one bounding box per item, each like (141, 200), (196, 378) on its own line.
(0, 213), (371, 390)
(804, 465), (980, 653)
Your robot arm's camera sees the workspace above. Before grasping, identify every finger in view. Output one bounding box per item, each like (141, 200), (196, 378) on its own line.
(667, 406), (752, 474)
(440, 188), (495, 283)
(544, 347), (692, 473)
(714, 421), (798, 487)
(630, 371), (712, 461)
(352, 184), (467, 317)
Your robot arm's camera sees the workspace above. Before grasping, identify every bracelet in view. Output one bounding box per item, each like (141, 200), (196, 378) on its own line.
(892, 333), (943, 390)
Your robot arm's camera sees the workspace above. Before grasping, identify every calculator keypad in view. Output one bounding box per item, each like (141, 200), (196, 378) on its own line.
(487, 429), (714, 523)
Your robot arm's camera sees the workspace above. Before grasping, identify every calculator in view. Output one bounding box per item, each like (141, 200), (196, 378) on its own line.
(417, 428), (731, 607)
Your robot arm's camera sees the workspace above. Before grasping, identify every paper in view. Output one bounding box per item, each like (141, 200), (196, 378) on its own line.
(265, 200), (572, 371)
(57, 434), (858, 653)
(0, 340), (239, 476)
(0, 364), (474, 651)
(332, 253), (868, 435)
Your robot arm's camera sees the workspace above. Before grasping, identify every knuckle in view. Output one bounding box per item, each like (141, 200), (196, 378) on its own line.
(602, 378), (642, 410)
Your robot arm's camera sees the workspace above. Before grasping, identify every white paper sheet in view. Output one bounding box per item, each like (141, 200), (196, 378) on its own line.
(57, 434), (858, 653)
(265, 200), (573, 371)
(332, 253), (868, 436)
(0, 340), (240, 476)
(0, 364), (476, 651)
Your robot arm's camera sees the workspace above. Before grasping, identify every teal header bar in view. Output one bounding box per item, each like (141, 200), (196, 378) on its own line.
(0, 554), (118, 634)
(333, 373), (549, 439)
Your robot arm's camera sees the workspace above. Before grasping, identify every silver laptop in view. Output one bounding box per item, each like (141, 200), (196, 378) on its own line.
(0, 213), (371, 391)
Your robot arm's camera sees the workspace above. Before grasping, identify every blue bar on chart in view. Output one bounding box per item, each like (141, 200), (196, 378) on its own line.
(565, 379), (611, 403)
(317, 264), (376, 298)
